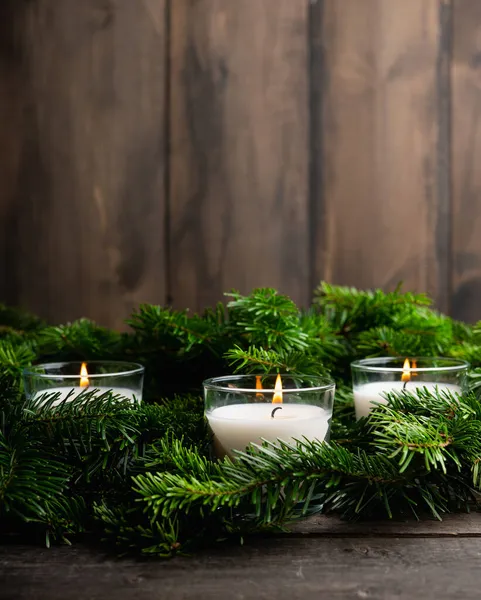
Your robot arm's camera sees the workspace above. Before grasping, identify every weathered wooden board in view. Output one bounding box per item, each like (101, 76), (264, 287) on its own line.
(451, 0), (481, 322)
(2, 534), (481, 600)
(312, 0), (452, 312)
(0, 0), (167, 328)
(290, 512), (481, 536)
(5, 0), (481, 322)
(169, 0), (310, 311)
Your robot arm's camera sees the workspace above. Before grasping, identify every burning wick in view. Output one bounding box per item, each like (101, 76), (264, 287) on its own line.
(272, 373), (283, 404)
(80, 362), (89, 388)
(255, 375), (264, 399)
(271, 374), (283, 417)
(401, 358), (411, 391)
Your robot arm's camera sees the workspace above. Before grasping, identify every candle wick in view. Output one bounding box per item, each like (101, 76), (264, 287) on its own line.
(271, 406), (283, 418)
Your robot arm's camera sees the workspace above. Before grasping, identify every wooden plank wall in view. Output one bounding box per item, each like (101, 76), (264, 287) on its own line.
(0, 0), (480, 328)
(0, 0), (168, 326)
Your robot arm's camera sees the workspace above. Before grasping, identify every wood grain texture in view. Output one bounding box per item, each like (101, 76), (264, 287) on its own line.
(313, 0), (452, 312)
(290, 512), (481, 536)
(3, 533), (481, 599)
(451, 0), (481, 322)
(0, 0), (167, 328)
(169, 0), (310, 312)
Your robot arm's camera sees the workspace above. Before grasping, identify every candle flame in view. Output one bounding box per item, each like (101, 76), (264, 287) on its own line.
(255, 375), (264, 399)
(401, 358), (411, 383)
(80, 362), (89, 387)
(412, 359), (418, 377)
(272, 373), (283, 404)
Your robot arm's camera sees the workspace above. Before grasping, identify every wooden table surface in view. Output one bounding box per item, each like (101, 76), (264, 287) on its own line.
(2, 514), (481, 600)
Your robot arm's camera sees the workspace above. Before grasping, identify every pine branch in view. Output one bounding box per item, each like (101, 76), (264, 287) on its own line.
(127, 305), (218, 353)
(38, 319), (122, 361)
(225, 345), (325, 376)
(314, 282), (431, 334)
(0, 431), (71, 520)
(1, 282), (481, 555)
(449, 343), (481, 367)
(0, 304), (45, 337)
(226, 289), (310, 351)
(134, 438), (410, 526)
(0, 341), (36, 380)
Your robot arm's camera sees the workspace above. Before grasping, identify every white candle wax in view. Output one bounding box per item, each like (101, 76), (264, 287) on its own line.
(353, 381), (461, 419)
(34, 387), (140, 406)
(207, 403), (331, 458)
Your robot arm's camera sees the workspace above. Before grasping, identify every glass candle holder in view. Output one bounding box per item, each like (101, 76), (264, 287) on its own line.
(23, 361), (144, 405)
(351, 357), (469, 420)
(203, 374), (335, 458)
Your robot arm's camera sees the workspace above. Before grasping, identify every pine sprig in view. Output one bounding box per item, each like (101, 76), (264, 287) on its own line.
(226, 289), (310, 351)
(225, 345), (324, 376)
(0, 283), (481, 555)
(314, 282), (431, 334)
(127, 305), (216, 353)
(0, 341), (37, 380)
(38, 319), (122, 361)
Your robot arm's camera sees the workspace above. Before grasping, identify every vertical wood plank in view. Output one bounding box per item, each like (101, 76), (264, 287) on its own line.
(169, 0), (310, 311)
(312, 0), (452, 312)
(0, 0), (167, 328)
(452, 0), (481, 322)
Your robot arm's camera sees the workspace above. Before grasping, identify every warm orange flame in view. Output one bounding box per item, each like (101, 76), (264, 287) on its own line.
(255, 375), (263, 398)
(412, 359), (417, 377)
(401, 358), (411, 383)
(272, 373), (283, 404)
(80, 362), (89, 387)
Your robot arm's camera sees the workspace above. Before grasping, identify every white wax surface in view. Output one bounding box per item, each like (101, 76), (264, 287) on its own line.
(33, 387), (140, 406)
(207, 403), (331, 458)
(353, 381), (461, 419)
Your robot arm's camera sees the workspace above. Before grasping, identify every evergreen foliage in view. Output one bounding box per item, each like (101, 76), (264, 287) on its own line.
(1, 285), (481, 556)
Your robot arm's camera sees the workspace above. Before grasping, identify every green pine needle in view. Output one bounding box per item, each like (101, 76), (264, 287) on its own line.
(0, 283), (480, 555)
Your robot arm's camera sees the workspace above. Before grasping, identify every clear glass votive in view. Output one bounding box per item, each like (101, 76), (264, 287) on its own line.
(23, 361), (144, 405)
(351, 357), (469, 420)
(203, 374), (335, 458)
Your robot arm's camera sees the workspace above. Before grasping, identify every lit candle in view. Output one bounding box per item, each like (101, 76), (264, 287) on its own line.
(36, 363), (139, 405)
(205, 374), (334, 458)
(352, 358), (467, 420)
(23, 361), (144, 406)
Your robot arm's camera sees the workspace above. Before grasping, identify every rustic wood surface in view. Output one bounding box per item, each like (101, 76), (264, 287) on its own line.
(451, 0), (481, 323)
(314, 0), (451, 313)
(169, 0), (310, 311)
(0, 0), (168, 327)
(4, 0), (481, 325)
(2, 514), (481, 600)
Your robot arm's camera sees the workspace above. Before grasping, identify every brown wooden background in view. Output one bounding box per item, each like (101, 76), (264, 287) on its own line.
(1, 0), (481, 328)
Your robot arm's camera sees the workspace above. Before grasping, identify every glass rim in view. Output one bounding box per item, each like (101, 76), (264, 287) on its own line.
(351, 357), (470, 374)
(203, 373), (335, 393)
(22, 361), (145, 380)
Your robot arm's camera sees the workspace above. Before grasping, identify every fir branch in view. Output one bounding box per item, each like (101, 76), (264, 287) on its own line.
(133, 438), (407, 527)
(0, 341), (36, 380)
(227, 288), (299, 319)
(225, 345), (325, 376)
(369, 409), (458, 474)
(0, 431), (71, 520)
(1, 282), (481, 555)
(314, 282), (431, 334)
(0, 304), (45, 336)
(226, 289), (310, 351)
(38, 319), (121, 361)
(449, 342), (481, 368)
(127, 305), (216, 352)
(356, 325), (452, 358)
